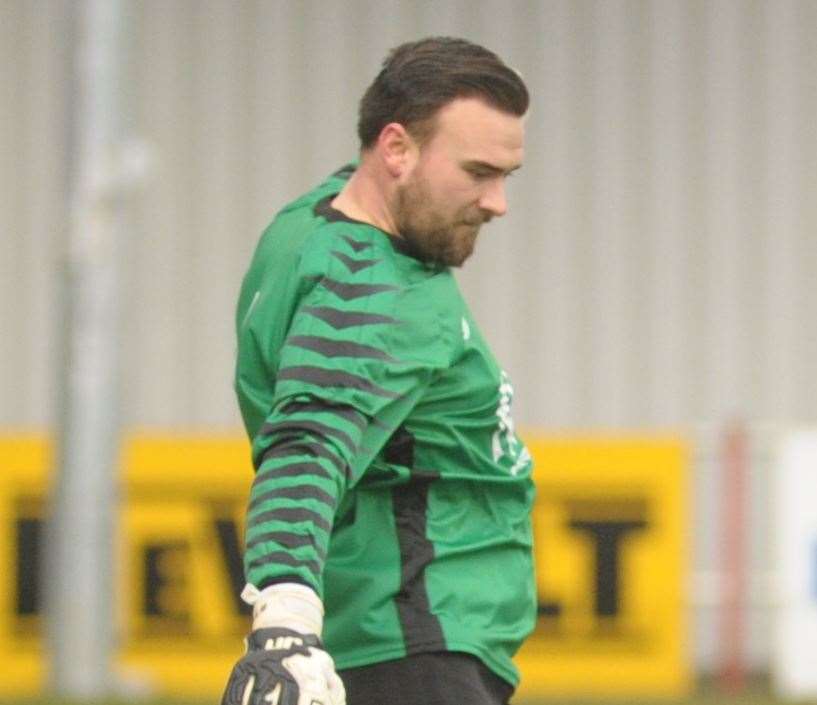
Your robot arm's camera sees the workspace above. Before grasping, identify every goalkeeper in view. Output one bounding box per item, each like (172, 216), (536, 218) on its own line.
(223, 37), (535, 705)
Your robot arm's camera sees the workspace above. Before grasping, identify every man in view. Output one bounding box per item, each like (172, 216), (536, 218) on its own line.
(223, 37), (535, 705)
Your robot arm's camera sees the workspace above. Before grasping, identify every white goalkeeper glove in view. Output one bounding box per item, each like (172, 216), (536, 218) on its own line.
(221, 583), (346, 705)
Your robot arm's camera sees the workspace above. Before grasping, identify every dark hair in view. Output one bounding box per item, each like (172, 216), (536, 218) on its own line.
(358, 37), (529, 149)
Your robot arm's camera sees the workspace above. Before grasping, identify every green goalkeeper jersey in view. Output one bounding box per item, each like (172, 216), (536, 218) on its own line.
(235, 164), (536, 686)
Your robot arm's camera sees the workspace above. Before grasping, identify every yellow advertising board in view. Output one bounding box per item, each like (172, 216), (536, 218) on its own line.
(515, 436), (690, 698)
(0, 433), (689, 697)
(0, 435), (254, 695)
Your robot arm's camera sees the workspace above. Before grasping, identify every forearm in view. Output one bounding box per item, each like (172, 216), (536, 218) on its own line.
(244, 397), (367, 593)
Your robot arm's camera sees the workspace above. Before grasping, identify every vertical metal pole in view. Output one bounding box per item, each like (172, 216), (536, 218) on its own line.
(47, 0), (130, 696)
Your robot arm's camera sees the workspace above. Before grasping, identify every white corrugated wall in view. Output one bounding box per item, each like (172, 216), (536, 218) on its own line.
(2, 0), (816, 673)
(3, 0), (815, 430)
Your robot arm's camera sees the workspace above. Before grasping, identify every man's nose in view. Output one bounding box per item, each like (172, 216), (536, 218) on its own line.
(478, 179), (508, 218)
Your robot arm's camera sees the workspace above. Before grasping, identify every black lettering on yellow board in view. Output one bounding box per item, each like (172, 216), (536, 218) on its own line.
(13, 494), (650, 640)
(535, 497), (648, 631)
(570, 519), (647, 618)
(16, 517), (41, 617)
(13, 499), (45, 635)
(144, 542), (190, 632)
(11, 503), (251, 634)
(214, 517), (252, 617)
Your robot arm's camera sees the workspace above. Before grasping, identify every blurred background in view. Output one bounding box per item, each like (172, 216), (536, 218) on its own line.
(2, 0), (817, 703)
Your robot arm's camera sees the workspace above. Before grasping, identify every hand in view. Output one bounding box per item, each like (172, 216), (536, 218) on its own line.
(222, 583), (346, 705)
(221, 627), (346, 705)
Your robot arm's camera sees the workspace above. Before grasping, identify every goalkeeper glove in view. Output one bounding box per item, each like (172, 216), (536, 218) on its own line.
(221, 583), (346, 705)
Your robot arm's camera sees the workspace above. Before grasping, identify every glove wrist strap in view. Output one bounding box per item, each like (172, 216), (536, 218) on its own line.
(241, 582), (324, 636)
(246, 626), (323, 653)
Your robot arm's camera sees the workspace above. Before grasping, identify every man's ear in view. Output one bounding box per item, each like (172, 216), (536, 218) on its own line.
(376, 123), (418, 178)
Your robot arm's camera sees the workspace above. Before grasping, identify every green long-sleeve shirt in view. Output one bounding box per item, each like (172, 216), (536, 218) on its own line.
(235, 165), (536, 686)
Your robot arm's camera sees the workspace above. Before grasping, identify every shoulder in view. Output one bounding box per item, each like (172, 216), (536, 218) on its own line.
(278, 163), (356, 216)
(298, 227), (465, 367)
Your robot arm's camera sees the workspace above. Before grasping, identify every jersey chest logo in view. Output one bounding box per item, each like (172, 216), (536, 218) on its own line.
(491, 370), (531, 475)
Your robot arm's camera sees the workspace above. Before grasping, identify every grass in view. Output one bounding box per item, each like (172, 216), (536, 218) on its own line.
(4, 681), (817, 705)
(513, 683), (817, 705)
(4, 694), (817, 705)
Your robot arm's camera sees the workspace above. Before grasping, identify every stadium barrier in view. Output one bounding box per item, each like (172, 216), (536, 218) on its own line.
(0, 434), (690, 697)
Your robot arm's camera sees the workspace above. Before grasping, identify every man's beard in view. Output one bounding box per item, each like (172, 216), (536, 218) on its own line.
(393, 176), (487, 267)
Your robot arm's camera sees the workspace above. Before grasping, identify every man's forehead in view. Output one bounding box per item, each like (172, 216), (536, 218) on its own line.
(435, 96), (524, 129)
(432, 97), (525, 158)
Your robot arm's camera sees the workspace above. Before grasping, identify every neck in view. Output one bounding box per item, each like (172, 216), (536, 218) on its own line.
(331, 160), (400, 236)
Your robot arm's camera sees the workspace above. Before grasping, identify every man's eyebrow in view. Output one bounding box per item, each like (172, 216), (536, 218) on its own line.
(463, 160), (523, 175)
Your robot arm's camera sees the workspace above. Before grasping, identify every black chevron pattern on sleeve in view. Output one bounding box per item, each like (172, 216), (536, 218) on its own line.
(244, 230), (428, 593)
